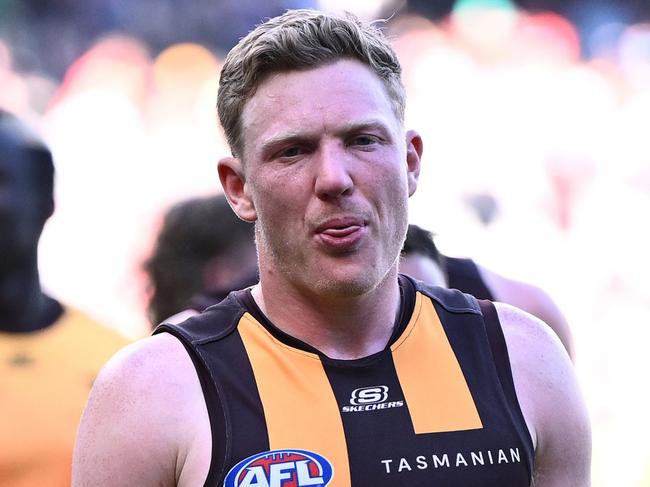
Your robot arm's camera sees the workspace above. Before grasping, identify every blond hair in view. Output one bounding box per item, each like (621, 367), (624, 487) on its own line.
(217, 9), (405, 157)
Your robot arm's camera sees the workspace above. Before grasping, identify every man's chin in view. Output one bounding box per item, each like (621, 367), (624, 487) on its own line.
(309, 269), (381, 299)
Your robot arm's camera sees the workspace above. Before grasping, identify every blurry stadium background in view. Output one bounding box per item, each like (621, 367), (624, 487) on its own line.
(2, 0), (649, 485)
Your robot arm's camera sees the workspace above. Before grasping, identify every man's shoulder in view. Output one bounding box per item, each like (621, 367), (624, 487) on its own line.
(494, 301), (563, 348)
(93, 333), (195, 400)
(494, 301), (572, 401)
(73, 333), (209, 485)
(494, 303), (581, 442)
(78, 333), (201, 440)
(478, 267), (574, 358)
(494, 302), (591, 484)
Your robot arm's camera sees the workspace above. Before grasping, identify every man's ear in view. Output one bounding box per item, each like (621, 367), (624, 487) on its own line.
(218, 157), (257, 222)
(405, 130), (422, 197)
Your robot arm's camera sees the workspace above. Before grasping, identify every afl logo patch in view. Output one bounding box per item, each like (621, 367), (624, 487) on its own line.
(224, 449), (334, 487)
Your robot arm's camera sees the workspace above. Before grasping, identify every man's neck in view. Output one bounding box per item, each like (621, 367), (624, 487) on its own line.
(0, 268), (60, 333)
(251, 270), (401, 360)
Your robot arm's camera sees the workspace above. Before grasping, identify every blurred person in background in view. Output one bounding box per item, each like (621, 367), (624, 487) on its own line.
(143, 193), (257, 327)
(73, 9), (590, 486)
(401, 223), (574, 359)
(0, 109), (129, 486)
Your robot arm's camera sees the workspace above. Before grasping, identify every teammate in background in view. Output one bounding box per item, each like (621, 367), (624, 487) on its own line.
(143, 194), (257, 327)
(0, 109), (129, 486)
(401, 224), (574, 359)
(73, 10), (590, 486)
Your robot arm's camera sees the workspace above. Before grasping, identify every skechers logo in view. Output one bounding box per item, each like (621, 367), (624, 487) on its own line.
(224, 449), (333, 487)
(342, 385), (404, 413)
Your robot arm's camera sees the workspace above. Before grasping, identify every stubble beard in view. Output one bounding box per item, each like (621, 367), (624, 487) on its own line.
(255, 214), (407, 300)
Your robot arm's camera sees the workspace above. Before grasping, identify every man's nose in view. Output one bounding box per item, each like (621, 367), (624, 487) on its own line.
(313, 143), (354, 200)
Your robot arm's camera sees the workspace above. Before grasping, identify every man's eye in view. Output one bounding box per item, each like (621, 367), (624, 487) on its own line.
(280, 146), (304, 158)
(350, 135), (376, 146)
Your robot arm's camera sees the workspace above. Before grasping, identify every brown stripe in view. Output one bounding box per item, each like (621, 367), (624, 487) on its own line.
(238, 314), (351, 486)
(391, 293), (483, 434)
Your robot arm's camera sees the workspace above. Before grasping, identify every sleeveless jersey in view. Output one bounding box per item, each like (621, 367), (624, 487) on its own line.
(155, 275), (534, 487)
(0, 306), (130, 487)
(442, 255), (495, 301)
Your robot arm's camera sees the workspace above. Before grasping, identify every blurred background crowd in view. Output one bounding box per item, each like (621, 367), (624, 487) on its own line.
(1, 0), (649, 485)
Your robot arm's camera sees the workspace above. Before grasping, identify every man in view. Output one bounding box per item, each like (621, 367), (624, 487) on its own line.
(0, 109), (129, 486)
(73, 9), (590, 486)
(143, 194), (257, 326)
(401, 223), (575, 359)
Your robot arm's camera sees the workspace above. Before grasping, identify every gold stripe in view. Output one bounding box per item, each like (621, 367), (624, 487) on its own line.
(391, 293), (483, 434)
(238, 314), (351, 486)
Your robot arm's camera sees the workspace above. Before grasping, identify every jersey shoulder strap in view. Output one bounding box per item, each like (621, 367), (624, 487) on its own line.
(442, 255), (495, 300)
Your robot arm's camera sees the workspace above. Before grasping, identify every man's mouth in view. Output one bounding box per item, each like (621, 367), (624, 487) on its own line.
(315, 218), (366, 251)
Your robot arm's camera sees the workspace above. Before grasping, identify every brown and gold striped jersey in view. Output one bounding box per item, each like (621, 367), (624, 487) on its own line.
(155, 275), (534, 487)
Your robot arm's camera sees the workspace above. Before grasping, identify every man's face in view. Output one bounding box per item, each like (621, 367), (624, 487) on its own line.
(0, 146), (48, 261)
(231, 58), (420, 298)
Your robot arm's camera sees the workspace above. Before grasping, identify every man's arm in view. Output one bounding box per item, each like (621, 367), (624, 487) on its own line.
(72, 333), (211, 486)
(480, 265), (575, 360)
(496, 302), (591, 486)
